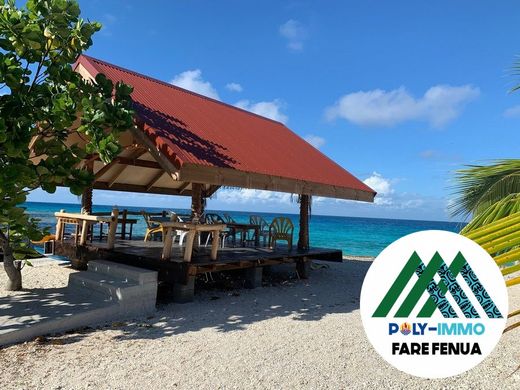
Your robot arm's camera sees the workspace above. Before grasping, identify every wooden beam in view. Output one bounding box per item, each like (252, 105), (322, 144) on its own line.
(93, 181), (193, 196)
(107, 149), (147, 188)
(178, 163), (375, 203)
(205, 185), (220, 197)
(94, 156), (162, 169)
(129, 124), (180, 180)
(145, 170), (165, 191)
(81, 154), (99, 169)
(177, 182), (191, 194)
(115, 157), (162, 169)
(94, 160), (117, 180)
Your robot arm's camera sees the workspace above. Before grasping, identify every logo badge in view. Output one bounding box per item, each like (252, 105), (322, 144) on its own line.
(360, 230), (508, 378)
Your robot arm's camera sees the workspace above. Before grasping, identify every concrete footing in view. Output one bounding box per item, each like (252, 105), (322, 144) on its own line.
(172, 276), (195, 303)
(244, 267), (263, 289)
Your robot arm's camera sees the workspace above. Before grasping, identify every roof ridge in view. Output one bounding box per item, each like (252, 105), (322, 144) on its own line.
(80, 54), (287, 126)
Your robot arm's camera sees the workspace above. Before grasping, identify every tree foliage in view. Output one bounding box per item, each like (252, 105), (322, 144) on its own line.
(0, 0), (133, 289)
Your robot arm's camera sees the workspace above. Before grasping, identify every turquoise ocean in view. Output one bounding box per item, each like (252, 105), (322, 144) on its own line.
(23, 201), (463, 258)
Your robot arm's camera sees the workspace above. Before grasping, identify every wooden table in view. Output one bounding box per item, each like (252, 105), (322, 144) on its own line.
(150, 215), (192, 223)
(96, 218), (138, 241)
(226, 223), (261, 247)
(160, 222), (227, 261)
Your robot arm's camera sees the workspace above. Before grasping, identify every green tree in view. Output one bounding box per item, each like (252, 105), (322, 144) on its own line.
(0, 0), (133, 290)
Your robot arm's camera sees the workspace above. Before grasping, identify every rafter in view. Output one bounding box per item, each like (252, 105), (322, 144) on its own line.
(145, 170), (165, 191)
(205, 185), (220, 197)
(177, 182), (191, 194)
(94, 159), (119, 180)
(107, 149), (147, 187)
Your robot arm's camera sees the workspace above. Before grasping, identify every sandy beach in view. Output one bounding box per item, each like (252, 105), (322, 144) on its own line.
(1, 259), (518, 390)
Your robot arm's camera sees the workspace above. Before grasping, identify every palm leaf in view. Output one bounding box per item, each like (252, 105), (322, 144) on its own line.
(461, 194), (520, 234)
(450, 159), (520, 218)
(461, 212), (520, 352)
(510, 55), (520, 92)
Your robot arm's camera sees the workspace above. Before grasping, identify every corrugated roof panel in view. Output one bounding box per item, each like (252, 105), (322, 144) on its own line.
(75, 55), (375, 198)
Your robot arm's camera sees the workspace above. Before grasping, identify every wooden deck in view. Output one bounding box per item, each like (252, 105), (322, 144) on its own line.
(54, 239), (343, 301)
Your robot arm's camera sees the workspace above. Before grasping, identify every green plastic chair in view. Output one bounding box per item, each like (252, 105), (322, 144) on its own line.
(205, 213), (226, 224)
(250, 215), (270, 246)
(269, 217), (294, 249)
(223, 213), (236, 223)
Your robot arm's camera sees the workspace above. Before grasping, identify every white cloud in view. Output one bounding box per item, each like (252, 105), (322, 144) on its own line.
(364, 172), (392, 195)
(325, 84), (480, 128)
(217, 189), (291, 204)
(363, 172), (394, 205)
(170, 69), (220, 100)
(304, 134), (326, 149)
(235, 99), (288, 124)
(170, 72), (287, 123)
(503, 105), (520, 118)
(226, 82), (243, 92)
(279, 19), (307, 51)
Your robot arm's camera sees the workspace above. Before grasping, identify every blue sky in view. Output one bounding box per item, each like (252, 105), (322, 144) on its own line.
(28, 0), (520, 221)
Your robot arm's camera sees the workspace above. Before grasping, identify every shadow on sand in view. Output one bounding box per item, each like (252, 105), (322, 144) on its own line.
(1, 260), (371, 347)
(109, 260), (370, 342)
(0, 286), (109, 338)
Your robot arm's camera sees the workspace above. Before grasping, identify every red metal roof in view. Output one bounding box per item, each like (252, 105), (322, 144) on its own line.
(75, 55), (375, 200)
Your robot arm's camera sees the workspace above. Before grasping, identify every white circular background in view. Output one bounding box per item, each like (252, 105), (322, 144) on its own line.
(360, 230), (508, 378)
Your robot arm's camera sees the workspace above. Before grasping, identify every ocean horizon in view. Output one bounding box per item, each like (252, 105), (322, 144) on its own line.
(23, 201), (464, 257)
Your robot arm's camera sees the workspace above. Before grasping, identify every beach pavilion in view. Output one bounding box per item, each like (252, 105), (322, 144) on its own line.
(48, 55), (376, 301)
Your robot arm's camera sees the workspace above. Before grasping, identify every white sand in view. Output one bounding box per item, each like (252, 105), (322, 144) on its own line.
(0, 260), (519, 390)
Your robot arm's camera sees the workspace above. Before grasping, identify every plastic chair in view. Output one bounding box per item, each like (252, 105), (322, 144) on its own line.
(205, 213), (226, 224)
(223, 213), (236, 223)
(142, 211), (163, 241)
(172, 214), (191, 246)
(222, 213), (246, 246)
(204, 213), (228, 248)
(249, 215), (270, 246)
(269, 217), (294, 249)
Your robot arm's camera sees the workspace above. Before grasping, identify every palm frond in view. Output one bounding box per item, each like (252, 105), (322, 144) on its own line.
(510, 55), (520, 92)
(461, 194), (520, 233)
(450, 159), (520, 218)
(462, 211), (520, 340)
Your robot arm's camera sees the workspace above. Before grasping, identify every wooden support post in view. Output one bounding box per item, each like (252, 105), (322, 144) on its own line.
(191, 183), (204, 223)
(162, 227), (173, 260)
(107, 208), (119, 249)
(297, 194), (310, 250)
(210, 230), (220, 260)
(121, 209), (128, 239)
(81, 161), (94, 214)
(81, 187), (93, 214)
(296, 257), (311, 279)
(55, 209), (65, 241)
(190, 183), (204, 252)
(79, 220), (89, 245)
(183, 230), (197, 261)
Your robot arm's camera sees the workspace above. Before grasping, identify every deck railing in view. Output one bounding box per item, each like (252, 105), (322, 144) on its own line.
(54, 209), (119, 249)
